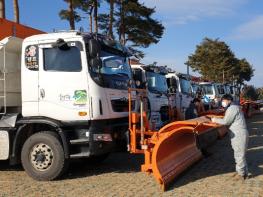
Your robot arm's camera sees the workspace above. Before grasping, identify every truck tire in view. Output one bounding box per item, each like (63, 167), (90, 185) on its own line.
(21, 131), (66, 181)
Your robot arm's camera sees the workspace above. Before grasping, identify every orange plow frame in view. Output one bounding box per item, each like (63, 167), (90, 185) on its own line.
(240, 99), (262, 118)
(200, 109), (228, 138)
(128, 88), (225, 191)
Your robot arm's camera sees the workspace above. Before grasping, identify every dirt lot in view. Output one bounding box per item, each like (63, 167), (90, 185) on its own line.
(1, 114), (263, 197)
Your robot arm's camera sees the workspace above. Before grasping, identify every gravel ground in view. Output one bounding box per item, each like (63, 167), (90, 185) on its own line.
(1, 114), (263, 197)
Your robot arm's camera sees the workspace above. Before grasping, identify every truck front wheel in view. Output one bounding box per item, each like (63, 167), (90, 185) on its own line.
(21, 131), (66, 181)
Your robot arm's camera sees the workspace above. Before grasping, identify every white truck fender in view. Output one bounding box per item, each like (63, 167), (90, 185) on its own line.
(0, 130), (9, 160)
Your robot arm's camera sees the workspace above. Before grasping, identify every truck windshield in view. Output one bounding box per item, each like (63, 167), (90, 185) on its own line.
(179, 78), (192, 94)
(87, 48), (132, 90)
(146, 72), (168, 94)
(201, 84), (214, 95)
(191, 84), (199, 94)
(100, 51), (131, 78)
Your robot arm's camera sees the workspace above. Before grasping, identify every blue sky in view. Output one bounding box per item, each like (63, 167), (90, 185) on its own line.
(4, 0), (263, 87)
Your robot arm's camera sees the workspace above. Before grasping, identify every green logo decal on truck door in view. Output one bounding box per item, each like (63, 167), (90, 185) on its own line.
(73, 90), (87, 105)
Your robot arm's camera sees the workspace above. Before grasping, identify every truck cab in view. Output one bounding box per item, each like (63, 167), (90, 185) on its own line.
(166, 72), (193, 120)
(131, 63), (169, 129)
(199, 82), (226, 109)
(0, 32), (135, 180)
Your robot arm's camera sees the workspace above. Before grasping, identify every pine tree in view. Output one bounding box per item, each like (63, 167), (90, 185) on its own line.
(99, 0), (164, 58)
(185, 38), (254, 86)
(93, 0), (98, 33)
(13, 0), (19, 23)
(75, 0), (101, 33)
(74, 0), (94, 32)
(59, 0), (82, 30)
(108, 0), (114, 38)
(0, 0), (5, 19)
(236, 58), (254, 85)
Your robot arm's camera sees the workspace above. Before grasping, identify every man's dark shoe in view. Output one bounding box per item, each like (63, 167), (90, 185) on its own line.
(243, 173), (252, 180)
(232, 173), (247, 182)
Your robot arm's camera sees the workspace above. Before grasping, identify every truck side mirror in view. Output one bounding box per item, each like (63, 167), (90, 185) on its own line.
(89, 57), (102, 70)
(88, 39), (101, 58)
(169, 77), (177, 87)
(168, 87), (176, 94)
(132, 69), (145, 89)
(167, 77), (177, 93)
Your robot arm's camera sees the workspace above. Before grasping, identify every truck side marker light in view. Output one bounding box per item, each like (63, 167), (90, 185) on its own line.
(93, 134), (112, 142)
(78, 111), (87, 116)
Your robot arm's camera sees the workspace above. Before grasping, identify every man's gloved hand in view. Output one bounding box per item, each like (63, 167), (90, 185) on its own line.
(203, 116), (212, 123)
(204, 115), (212, 120)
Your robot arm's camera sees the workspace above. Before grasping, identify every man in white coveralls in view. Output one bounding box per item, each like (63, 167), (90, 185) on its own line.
(211, 94), (249, 180)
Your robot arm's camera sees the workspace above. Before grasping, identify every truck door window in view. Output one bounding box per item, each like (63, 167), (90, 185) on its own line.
(43, 46), (81, 72)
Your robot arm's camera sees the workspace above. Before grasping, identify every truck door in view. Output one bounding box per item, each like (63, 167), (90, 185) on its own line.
(38, 41), (90, 121)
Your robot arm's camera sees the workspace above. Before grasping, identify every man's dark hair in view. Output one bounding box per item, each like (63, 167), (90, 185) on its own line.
(222, 94), (233, 101)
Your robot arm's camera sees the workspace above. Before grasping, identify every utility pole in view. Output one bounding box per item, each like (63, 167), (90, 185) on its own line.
(187, 65), (190, 80)
(223, 69), (225, 83)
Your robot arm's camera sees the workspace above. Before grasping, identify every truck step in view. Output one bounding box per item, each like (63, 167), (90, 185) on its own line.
(70, 152), (90, 159)
(70, 138), (89, 145)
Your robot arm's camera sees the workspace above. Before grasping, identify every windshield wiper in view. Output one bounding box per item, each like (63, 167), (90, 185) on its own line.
(112, 73), (129, 77)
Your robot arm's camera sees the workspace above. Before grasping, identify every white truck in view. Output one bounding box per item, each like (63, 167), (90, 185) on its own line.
(131, 63), (169, 129)
(199, 82), (226, 109)
(0, 31), (135, 180)
(166, 72), (193, 120)
(224, 84), (240, 103)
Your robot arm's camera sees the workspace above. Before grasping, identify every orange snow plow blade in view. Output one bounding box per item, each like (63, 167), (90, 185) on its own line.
(128, 88), (224, 191)
(142, 123), (202, 191)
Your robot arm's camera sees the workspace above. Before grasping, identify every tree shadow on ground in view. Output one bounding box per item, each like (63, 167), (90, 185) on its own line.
(61, 152), (144, 180)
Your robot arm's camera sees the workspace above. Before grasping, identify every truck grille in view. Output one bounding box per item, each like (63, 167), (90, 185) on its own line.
(111, 99), (135, 112)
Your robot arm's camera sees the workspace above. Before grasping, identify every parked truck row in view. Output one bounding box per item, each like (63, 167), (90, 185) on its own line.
(0, 30), (240, 183)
